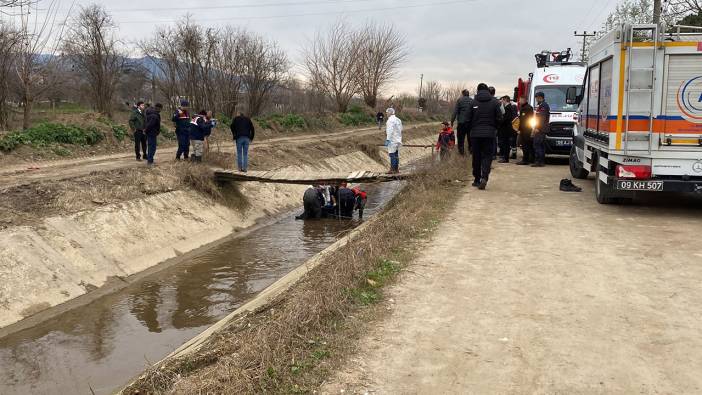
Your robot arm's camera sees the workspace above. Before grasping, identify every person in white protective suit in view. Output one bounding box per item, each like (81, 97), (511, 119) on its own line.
(385, 107), (403, 174)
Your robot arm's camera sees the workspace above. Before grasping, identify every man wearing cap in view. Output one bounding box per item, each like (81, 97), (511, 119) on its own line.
(385, 108), (403, 174)
(532, 92), (550, 167)
(173, 100), (191, 161)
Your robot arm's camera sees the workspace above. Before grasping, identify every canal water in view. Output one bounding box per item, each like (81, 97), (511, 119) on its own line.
(0, 181), (404, 395)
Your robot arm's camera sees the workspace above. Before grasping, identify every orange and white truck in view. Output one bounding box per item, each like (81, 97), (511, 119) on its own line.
(568, 23), (702, 203)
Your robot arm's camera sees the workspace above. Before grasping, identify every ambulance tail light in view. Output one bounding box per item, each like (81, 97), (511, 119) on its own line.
(616, 165), (651, 179)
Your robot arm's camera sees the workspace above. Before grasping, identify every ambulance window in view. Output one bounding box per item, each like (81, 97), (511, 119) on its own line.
(587, 64), (601, 132)
(599, 58), (614, 134)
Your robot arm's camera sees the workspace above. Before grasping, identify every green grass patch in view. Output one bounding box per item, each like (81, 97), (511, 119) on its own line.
(0, 122), (104, 152)
(255, 113), (307, 131)
(339, 105), (373, 127)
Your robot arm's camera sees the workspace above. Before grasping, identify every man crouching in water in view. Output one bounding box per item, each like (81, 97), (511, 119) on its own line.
(295, 185), (325, 220)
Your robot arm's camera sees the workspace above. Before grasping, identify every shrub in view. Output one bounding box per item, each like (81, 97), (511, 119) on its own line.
(0, 123), (104, 152)
(255, 113), (306, 131)
(112, 124), (128, 141)
(339, 110), (372, 126)
(277, 114), (305, 129)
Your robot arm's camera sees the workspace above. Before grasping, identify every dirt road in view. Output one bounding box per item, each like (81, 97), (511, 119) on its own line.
(323, 161), (702, 394)
(0, 123), (430, 188)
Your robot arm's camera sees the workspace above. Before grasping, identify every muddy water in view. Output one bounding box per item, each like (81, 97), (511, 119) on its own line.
(0, 181), (404, 395)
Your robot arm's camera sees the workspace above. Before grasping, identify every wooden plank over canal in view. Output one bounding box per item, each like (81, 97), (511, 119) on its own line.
(214, 169), (414, 185)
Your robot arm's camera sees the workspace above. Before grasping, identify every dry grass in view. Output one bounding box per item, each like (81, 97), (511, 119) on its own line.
(122, 155), (471, 395)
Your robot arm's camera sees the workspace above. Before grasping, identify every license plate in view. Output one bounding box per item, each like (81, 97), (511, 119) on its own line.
(616, 180), (664, 191)
(554, 139), (571, 146)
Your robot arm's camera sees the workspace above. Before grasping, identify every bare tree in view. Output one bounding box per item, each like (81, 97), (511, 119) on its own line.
(443, 81), (471, 103)
(420, 80), (443, 114)
(303, 20), (362, 113)
(13, 0), (70, 129)
(241, 35), (288, 116)
(63, 4), (125, 116)
(0, 23), (19, 129)
(140, 26), (180, 109)
(213, 27), (246, 117)
(141, 18), (220, 113)
(668, 0), (702, 17)
(355, 22), (407, 109)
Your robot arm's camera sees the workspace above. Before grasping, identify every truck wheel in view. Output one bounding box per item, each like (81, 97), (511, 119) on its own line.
(595, 165), (616, 204)
(569, 145), (589, 179)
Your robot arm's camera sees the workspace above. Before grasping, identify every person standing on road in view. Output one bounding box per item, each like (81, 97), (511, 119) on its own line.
(450, 89), (473, 156)
(469, 83), (503, 190)
(532, 92), (550, 167)
(516, 96), (535, 165)
(144, 103), (163, 166)
(498, 96), (517, 163)
(189, 110), (214, 163)
(385, 107), (403, 174)
(230, 111), (255, 172)
(376, 111), (385, 130)
(173, 100), (191, 161)
(129, 101), (147, 161)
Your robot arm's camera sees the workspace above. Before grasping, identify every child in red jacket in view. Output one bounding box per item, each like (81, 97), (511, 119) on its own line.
(436, 121), (456, 160)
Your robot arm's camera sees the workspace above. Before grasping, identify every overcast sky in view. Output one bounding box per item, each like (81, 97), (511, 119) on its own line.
(6, 0), (619, 97)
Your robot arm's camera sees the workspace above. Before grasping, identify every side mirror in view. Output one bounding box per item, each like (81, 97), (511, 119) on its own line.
(566, 86), (578, 105)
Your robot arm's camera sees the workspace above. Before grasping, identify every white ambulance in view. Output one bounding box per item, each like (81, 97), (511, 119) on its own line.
(517, 49), (586, 155)
(568, 24), (702, 203)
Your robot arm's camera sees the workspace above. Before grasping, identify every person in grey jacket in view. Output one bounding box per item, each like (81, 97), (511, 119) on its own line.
(470, 83), (503, 190)
(450, 89), (473, 156)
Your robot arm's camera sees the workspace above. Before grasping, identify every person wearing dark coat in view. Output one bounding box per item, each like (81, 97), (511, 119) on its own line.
(516, 96), (535, 165)
(497, 96), (517, 163)
(450, 89), (473, 156)
(129, 101), (147, 161)
(469, 83), (503, 190)
(144, 103), (163, 165)
(173, 100), (191, 160)
(295, 186), (325, 220)
(230, 112), (256, 172)
(532, 92), (551, 167)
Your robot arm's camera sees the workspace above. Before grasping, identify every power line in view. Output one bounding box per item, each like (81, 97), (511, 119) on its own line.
(586, 0), (615, 31)
(574, 31), (596, 61)
(45, 0), (379, 13)
(116, 0), (469, 25)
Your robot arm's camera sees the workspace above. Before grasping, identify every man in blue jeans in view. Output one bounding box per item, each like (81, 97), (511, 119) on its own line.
(230, 111), (255, 172)
(144, 103), (163, 165)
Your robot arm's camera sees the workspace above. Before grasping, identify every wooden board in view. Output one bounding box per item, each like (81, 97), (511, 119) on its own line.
(214, 169), (413, 184)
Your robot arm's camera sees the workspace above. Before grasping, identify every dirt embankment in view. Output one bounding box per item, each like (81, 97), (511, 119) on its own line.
(0, 125), (435, 333)
(121, 153), (468, 395)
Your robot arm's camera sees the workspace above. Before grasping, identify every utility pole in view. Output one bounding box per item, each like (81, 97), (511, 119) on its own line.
(653, 0), (661, 24)
(418, 73), (424, 111)
(419, 73), (424, 99)
(574, 31), (597, 61)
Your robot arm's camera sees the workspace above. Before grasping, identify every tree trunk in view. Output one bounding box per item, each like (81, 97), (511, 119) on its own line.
(364, 94), (377, 109)
(22, 99), (32, 130)
(653, 0), (661, 24)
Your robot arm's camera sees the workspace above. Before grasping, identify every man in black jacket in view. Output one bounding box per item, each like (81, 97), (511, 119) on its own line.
(144, 103), (163, 166)
(498, 96), (517, 163)
(516, 97), (535, 165)
(230, 112), (255, 172)
(450, 89), (473, 156)
(470, 83), (503, 190)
